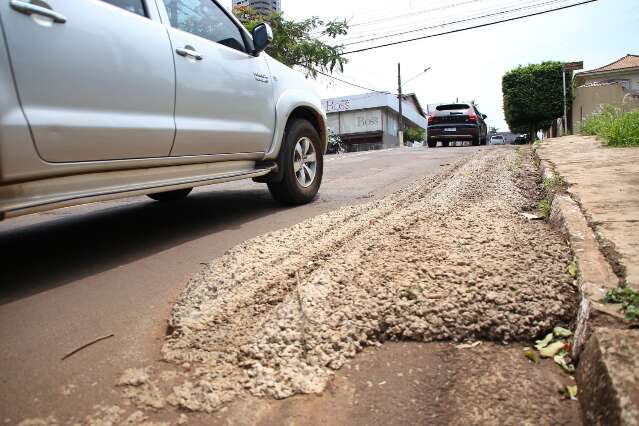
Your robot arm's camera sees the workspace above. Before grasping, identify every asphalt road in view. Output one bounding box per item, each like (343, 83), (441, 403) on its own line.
(0, 146), (481, 422)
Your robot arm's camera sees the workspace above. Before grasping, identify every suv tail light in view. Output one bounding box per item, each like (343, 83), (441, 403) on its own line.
(427, 115), (434, 124)
(467, 113), (478, 122)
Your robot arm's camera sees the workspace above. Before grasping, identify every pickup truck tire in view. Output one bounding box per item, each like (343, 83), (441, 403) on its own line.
(268, 119), (323, 205)
(147, 188), (192, 202)
(427, 139), (436, 148)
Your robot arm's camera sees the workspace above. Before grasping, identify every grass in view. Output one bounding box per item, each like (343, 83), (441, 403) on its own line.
(581, 106), (639, 147)
(543, 174), (567, 194)
(537, 174), (566, 221)
(509, 147), (525, 176)
(602, 287), (639, 321)
(538, 199), (551, 220)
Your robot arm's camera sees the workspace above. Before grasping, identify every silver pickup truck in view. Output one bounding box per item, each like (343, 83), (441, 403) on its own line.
(0, 0), (327, 220)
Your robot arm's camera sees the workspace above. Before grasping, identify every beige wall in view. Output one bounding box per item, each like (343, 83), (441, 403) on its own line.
(575, 70), (639, 91)
(572, 84), (627, 132)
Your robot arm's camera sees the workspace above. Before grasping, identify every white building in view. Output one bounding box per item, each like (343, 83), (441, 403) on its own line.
(322, 93), (428, 151)
(232, 0), (281, 14)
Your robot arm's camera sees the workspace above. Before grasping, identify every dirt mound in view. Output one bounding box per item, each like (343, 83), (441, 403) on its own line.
(150, 148), (576, 413)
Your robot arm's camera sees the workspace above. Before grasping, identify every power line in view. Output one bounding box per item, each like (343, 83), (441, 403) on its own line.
(309, 0), (475, 39)
(337, 0), (571, 45)
(349, 0), (487, 28)
(341, 0), (577, 47)
(313, 0), (538, 42)
(343, 0), (597, 55)
(313, 69), (391, 94)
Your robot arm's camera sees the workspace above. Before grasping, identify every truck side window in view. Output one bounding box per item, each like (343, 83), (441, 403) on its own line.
(101, 0), (146, 16)
(162, 0), (246, 53)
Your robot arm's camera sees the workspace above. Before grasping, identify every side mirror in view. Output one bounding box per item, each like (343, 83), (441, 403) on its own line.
(252, 23), (273, 55)
(482, 114), (487, 119)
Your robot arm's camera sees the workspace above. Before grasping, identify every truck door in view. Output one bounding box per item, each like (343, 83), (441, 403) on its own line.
(158, 0), (276, 156)
(0, 0), (176, 162)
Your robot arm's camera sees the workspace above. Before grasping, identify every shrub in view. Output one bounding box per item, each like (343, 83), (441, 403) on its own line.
(581, 106), (639, 146)
(538, 199), (551, 220)
(603, 287), (639, 320)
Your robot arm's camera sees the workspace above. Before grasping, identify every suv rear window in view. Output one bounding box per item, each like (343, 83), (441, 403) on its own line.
(436, 104), (470, 111)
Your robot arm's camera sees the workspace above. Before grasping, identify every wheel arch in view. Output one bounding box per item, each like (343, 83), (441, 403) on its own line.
(264, 90), (327, 160)
(287, 106), (327, 155)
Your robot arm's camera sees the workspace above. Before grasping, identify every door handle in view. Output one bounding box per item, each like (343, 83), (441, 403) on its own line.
(176, 46), (203, 61)
(10, 0), (66, 23)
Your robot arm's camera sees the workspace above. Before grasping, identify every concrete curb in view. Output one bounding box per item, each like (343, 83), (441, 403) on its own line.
(537, 157), (621, 357)
(534, 147), (637, 426)
(576, 328), (639, 426)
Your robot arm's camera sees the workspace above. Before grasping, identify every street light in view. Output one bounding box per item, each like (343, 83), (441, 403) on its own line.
(402, 67), (432, 88)
(397, 65), (431, 146)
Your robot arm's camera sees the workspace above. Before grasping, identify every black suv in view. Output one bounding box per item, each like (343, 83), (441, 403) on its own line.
(427, 103), (488, 148)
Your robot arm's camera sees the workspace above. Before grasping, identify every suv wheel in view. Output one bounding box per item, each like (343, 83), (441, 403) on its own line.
(427, 139), (436, 148)
(147, 188), (192, 202)
(268, 119), (323, 205)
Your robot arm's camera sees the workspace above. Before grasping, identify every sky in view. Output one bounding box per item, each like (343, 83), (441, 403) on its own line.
(222, 0), (639, 131)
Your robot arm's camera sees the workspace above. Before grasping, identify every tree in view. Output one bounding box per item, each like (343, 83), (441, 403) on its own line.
(234, 6), (348, 78)
(403, 127), (425, 143)
(502, 61), (572, 137)
(489, 126), (499, 133)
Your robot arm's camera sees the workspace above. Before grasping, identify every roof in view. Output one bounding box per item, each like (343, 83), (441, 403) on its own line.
(321, 92), (428, 129)
(577, 54), (639, 76)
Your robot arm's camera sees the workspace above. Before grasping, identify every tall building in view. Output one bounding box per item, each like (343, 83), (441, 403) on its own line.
(232, 0), (281, 14)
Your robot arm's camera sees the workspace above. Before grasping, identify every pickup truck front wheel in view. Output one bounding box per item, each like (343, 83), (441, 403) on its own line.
(268, 120), (323, 205)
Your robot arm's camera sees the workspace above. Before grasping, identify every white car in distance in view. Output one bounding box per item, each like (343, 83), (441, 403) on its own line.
(489, 135), (506, 145)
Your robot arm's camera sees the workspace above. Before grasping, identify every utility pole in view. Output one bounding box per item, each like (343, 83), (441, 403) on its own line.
(562, 66), (567, 136)
(562, 61), (583, 136)
(397, 62), (404, 147)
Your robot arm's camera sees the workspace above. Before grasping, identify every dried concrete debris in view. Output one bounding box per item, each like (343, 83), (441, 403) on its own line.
(121, 411), (147, 425)
(456, 341), (482, 349)
(141, 149), (576, 413)
(16, 416), (59, 426)
(117, 369), (150, 387)
(84, 405), (124, 426)
(117, 368), (165, 411)
(61, 384), (77, 396)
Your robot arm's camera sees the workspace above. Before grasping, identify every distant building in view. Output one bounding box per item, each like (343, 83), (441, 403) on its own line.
(232, 0), (281, 14)
(572, 54), (639, 132)
(322, 93), (428, 152)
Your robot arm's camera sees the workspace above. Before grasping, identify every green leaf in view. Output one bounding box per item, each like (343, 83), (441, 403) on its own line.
(523, 347), (539, 363)
(566, 385), (578, 400)
(553, 326), (572, 338)
(567, 260), (577, 278)
(534, 332), (554, 350)
(553, 355), (575, 374)
(539, 341), (565, 358)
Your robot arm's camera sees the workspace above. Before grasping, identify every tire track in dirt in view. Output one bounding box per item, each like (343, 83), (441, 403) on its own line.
(147, 148), (577, 413)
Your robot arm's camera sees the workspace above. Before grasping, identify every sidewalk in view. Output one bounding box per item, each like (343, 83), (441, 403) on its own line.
(539, 135), (639, 425)
(538, 135), (639, 289)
